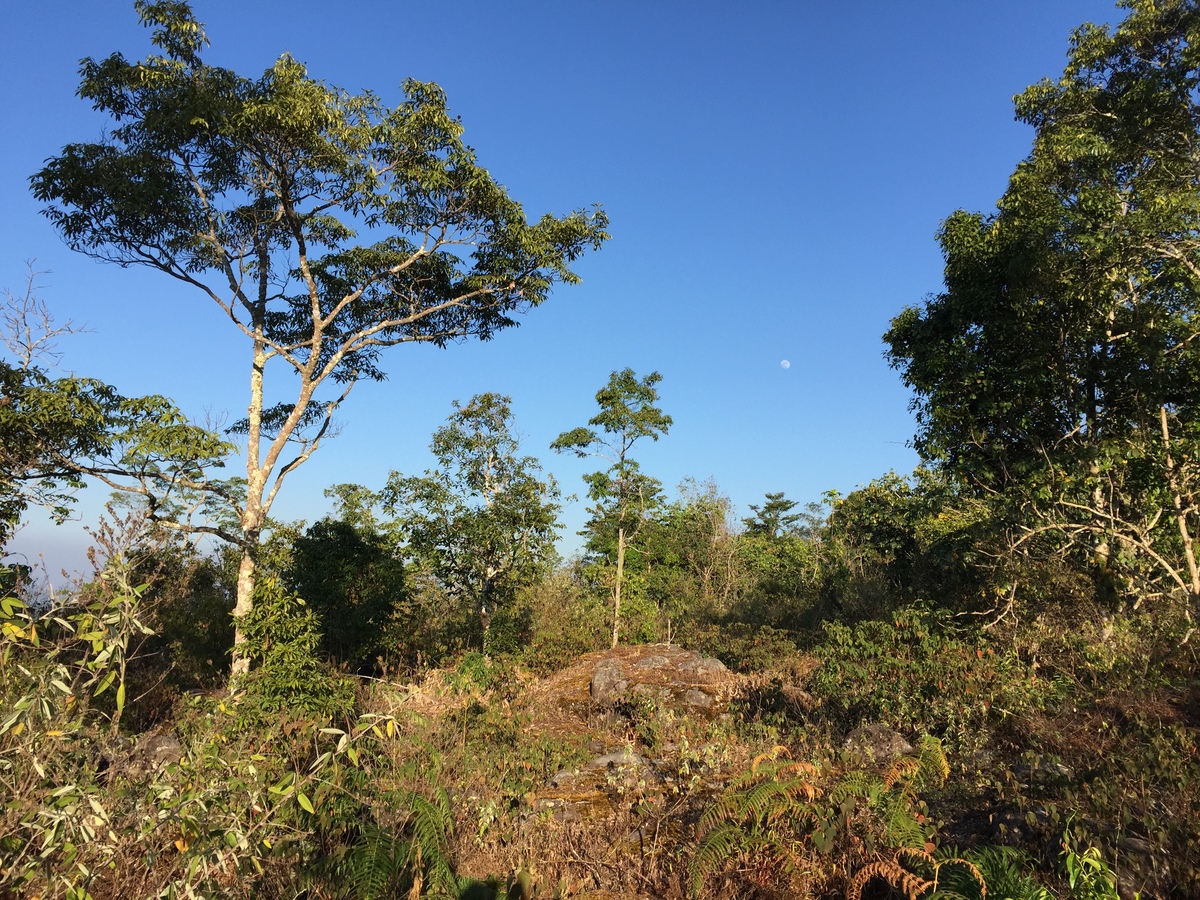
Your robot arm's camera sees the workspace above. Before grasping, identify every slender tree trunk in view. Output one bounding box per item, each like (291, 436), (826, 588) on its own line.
(612, 525), (626, 649)
(230, 337), (268, 680)
(230, 525), (260, 680)
(1160, 406), (1200, 617)
(480, 568), (496, 654)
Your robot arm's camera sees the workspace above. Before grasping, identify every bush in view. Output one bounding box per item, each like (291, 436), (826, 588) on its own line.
(236, 576), (355, 728)
(809, 604), (1043, 756)
(683, 621), (799, 673)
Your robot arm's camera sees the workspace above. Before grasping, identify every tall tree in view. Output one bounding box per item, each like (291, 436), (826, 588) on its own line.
(553, 369), (672, 647)
(384, 393), (561, 646)
(885, 0), (1200, 621)
(31, 2), (608, 675)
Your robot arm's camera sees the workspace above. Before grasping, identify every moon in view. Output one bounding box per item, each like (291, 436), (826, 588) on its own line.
(780, 359), (791, 369)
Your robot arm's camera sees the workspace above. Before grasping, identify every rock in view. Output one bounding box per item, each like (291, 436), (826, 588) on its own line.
(676, 656), (729, 683)
(843, 725), (913, 762)
(634, 654), (671, 670)
(125, 731), (183, 779)
(537, 746), (662, 822)
(1118, 835), (1170, 899)
(1016, 756), (1073, 789)
(590, 659), (629, 706)
(587, 748), (648, 769)
(587, 645), (733, 716)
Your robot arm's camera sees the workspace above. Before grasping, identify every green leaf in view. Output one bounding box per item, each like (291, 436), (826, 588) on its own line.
(93, 670), (116, 697)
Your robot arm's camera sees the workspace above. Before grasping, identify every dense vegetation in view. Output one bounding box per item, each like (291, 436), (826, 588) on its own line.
(2, 1), (1198, 897)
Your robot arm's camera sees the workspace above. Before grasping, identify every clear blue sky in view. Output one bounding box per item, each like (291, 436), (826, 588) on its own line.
(1, 1), (1118, 578)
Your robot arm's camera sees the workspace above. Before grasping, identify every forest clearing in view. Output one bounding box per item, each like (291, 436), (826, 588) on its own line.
(2, 1), (1199, 897)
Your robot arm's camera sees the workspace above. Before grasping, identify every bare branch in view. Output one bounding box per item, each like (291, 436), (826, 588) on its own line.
(1, 263), (92, 370)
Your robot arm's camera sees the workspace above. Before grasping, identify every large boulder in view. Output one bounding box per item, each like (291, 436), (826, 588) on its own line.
(587, 645), (734, 714)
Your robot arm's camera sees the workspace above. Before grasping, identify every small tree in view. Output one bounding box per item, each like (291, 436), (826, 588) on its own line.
(384, 393), (561, 648)
(31, 2), (608, 675)
(553, 368), (672, 647)
(742, 492), (804, 539)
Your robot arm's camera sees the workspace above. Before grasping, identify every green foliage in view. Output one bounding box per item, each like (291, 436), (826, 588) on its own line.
(685, 622), (798, 674)
(514, 571), (609, 674)
(0, 548), (156, 897)
(385, 394), (561, 650)
(553, 369), (672, 647)
(1018, 712), (1200, 892)
(931, 845), (1051, 900)
(236, 575), (355, 725)
(0, 360), (234, 548)
(742, 491), (816, 539)
(810, 604), (1042, 756)
(635, 478), (743, 638)
(1062, 844), (1122, 900)
(143, 549), (235, 689)
(553, 368), (673, 537)
(30, 0), (608, 673)
(885, 0), (1200, 620)
(287, 512), (406, 670)
(334, 789), (460, 900)
(730, 531), (823, 628)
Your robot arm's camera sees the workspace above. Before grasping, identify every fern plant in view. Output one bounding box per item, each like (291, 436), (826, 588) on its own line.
(337, 788), (460, 900)
(690, 739), (952, 898)
(689, 745), (822, 897)
(931, 845), (1052, 900)
(849, 848), (985, 900)
(820, 735), (949, 855)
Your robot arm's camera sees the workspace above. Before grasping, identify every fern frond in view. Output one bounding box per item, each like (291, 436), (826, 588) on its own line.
(883, 756), (923, 792)
(849, 858), (933, 900)
(689, 824), (747, 898)
(921, 854), (988, 900)
(700, 784), (755, 829)
(777, 760), (820, 779)
(341, 824), (412, 900)
(896, 846), (938, 872)
(830, 769), (874, 804)
(744, 779), (791, 826)
(780, 775), (820, 804)
(917, 735), (950, 787)
(948, 857), (986, 900)
(882, 796), (928, 848)
(943, 845), (1050, 900)
(751, 744), (791, 774)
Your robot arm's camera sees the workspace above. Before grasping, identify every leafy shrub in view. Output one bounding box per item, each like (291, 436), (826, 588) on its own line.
(236, 576), (355, 727)
(286, 517), (406, 670)
(809, 604), (1042, 756)
(684, 621), (798, 673)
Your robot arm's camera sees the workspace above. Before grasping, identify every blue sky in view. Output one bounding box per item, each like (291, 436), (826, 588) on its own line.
(1, 1), (1118, 577)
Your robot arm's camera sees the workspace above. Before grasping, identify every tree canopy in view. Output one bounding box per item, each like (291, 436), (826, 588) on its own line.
(30, 1), (608, 674)
(384, 393), (561, 647)
(885, 0), (1200, 620)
